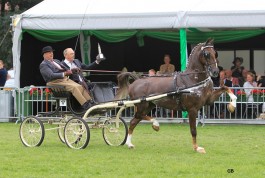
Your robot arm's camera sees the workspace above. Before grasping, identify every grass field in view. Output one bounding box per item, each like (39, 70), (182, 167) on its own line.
(0, 122), (265, 178)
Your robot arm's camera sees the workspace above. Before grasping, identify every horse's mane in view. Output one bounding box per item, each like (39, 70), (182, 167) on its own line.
(186, 38), (214, 70)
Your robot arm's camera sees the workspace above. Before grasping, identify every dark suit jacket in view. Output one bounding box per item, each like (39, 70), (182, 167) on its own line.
(216, 79), (232, 87)
(39, 59), (66, 83)
(0, 68), (7, 86)
(60, 59), (98, 83)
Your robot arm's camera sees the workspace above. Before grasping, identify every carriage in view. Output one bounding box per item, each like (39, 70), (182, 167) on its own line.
(19, 39), (237, 153)
(18, 82), (129, 149)
(19, 81), (193, 149)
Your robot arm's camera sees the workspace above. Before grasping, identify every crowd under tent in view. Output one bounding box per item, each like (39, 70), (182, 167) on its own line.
(12, 0), (265, 87)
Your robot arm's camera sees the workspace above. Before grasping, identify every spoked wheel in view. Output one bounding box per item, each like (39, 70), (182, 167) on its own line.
(102, 117), (128, 146)
(19, 116), (45, 147)
(64, 117), (90, 149)
(57, 118), (67, 144)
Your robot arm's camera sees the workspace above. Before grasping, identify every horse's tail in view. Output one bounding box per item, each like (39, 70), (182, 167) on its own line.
(114, 72), (139, 100)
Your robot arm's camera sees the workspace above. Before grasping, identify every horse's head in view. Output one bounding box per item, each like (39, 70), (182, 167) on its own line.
(199, 39), (219, 78)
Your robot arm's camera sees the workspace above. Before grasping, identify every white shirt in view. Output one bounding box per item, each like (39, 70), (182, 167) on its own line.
(63, 59), (83, 81)
(243, 81), (257, 102)
(4, 69), (15, 88)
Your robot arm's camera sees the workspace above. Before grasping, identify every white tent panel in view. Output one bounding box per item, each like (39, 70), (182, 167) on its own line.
(12, 0), (265, 87)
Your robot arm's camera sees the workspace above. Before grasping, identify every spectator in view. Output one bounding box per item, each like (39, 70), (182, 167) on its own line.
(159, 54), (175, 75)
(257, 75), (265, 87)
(14, 4), (19, 12)
(4, 1), (11, 14)
(243, 72), (257, 102)
(231, 57), (245, 86)
(219, 70), (232, 87)
(159, 55), (174, 117)
(240, 68), (249, 86)
(148, 69), (156, 76)
(214, 70), (232, 118)
(231, 57), (244, 78)
(0, 60), (7, 87)
(4, 67), (15, 88)
(225, 69), (239, 87)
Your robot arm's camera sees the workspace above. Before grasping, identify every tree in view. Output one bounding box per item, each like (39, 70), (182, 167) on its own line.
(0, 0), (42, 69)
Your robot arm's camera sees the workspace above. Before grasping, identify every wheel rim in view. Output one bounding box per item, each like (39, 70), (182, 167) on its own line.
(102, 118), (128, 146)
(64, 118), (90, 149)
(19, 117), (44, 147)
(57, 118), (67, 143)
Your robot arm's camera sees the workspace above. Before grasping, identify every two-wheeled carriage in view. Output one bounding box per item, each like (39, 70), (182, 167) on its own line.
(19, 82), (129, 149)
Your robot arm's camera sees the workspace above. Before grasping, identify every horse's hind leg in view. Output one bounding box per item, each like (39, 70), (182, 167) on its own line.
(188, 108), (206, 154)
(126, 117), (141, 148)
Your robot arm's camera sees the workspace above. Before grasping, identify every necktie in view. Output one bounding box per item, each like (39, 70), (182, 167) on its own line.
(51, 60), (63, 70)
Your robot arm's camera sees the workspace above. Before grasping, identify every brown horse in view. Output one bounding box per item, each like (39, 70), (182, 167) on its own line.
(115, 39), (237, 153)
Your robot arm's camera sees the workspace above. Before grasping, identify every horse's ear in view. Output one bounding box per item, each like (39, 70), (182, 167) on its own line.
(205, 38), (214, 45)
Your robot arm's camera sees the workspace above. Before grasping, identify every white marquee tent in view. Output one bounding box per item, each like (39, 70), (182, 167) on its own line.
(12, 0), (265, 87)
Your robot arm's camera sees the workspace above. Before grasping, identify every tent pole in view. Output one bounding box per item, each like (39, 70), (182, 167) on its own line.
(180, 28), (188, 119)
(180, 28), (187, 71)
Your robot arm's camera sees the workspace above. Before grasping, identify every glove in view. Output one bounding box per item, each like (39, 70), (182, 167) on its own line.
(96, 54), (106, 63)
(64, 70), (72, 76)
(71, 68), (81, 74)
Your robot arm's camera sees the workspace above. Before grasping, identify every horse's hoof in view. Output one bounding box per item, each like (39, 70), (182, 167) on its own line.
(227, 103), (235, 113)
(127, 144), (135, 149)
(152, 125), (160, 132)
(196, 147), (206, 154)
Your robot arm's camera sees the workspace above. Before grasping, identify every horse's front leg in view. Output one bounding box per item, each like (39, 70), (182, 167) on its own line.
(210, 86), (237, 112)
(208, 86), (228, 103)
(143, 116), (160, 131)
(188, 108), (206, 154)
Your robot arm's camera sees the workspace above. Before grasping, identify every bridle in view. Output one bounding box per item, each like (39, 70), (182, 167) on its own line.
(201, 45), (218, 77)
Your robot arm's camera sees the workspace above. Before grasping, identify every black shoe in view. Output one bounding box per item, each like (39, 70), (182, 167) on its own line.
(82, 100), (94, 110)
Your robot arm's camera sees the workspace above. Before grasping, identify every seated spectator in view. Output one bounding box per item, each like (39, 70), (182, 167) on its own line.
(148, 69), (156, 76)
(218, 70), (232, 87)
(243, 72), (257, 102)
(239, 68), (249, 87)
(159, 54), (175, 75)
(231, 57), (245, 86)
(225, 69), (238, 86)
(257, 75), (265, 87)
(215, 70), (232, 118)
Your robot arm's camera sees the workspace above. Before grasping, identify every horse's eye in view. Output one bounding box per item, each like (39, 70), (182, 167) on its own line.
(203, 51), (210, 59)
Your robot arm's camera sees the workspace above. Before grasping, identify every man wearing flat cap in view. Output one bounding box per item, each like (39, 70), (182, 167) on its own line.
(39, 46), (94, 110)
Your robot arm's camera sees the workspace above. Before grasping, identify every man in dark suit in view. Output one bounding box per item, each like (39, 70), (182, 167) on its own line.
(218, 70), (232, 87)
(60, 48), (104, 91)
(39, 46), (94, 110)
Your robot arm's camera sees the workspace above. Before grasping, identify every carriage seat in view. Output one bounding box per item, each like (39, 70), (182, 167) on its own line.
(49, 86), (71, 99)
(90, 82), (116, 103)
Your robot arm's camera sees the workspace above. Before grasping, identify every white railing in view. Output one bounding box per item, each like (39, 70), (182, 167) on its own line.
(0, 86), (264, 123)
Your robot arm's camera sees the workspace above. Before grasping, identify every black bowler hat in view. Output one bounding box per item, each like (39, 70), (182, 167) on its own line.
(42, 46), (54, 54)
